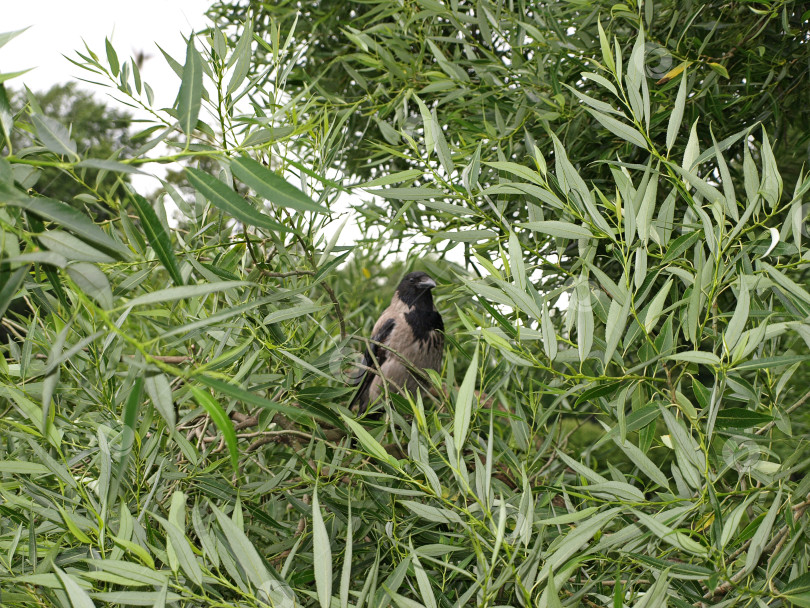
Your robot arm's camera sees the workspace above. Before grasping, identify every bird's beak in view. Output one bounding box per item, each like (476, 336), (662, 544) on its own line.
(418, 277), (437, 289)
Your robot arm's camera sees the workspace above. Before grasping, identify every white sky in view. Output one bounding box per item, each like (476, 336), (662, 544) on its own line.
(2, 1), (211, 108)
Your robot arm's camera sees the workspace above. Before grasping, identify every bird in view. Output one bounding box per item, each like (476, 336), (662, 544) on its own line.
(349, 271), (444, 412)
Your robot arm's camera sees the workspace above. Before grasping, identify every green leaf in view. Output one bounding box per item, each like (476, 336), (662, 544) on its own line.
(0, 28), (29, 50)
(0, 460), (50, 475)
(0, 267), (27, 321)
(129, 192), (184, 286)
(586, 108), (648, 148)
(226, 20), (253, 96)
(0, 184), (131, 260)
(453, 344), (479, 454)
(782, 573), (810, 607)
(67, 262), (113, 309)
(744, 489), (782, 574)
(714, 408), (773, 429)
(518, 221), (596, 240)
(340, 502), (353, 608)
(54, 566), (95, 608)
(340, 414), (399, 468)
(189, 385), (239, 473)
(400, 500), (463, 525)
(105, 38), (120, 76)
(125, 280), (248, 308)
(762, 261), (810, 307)
(725, 275), (749, 351)
(186, 167), (290, 232)
(31, 114), (79, 160)
(666, 68), (688, 152)
(644, 278), (672, 332)
(312, 489), (333, 608)
(231, 156), (327, 213)
(152, 513), (203, 586)
(177, 37), (203, 136)
(735, 354), (810, 370)
(357, 169), (424, 188)
(666, 351), (720, 366)
(38, 230), (115, 263)
(0, 83), (14, 145)
(632, 509), (708, 555)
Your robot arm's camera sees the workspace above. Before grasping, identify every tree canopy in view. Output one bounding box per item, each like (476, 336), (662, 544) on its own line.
(1, 2), (809, 607)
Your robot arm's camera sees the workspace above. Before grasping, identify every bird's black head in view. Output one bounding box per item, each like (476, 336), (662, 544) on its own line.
(396, 271), (437, 308)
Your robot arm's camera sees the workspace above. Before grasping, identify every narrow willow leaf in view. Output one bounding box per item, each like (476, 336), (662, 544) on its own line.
(152, 513), (203, 586)
(54, 566), (95, 608)
(633, 569), (670, 608)
(632, 510), (708, 555)
(210, 504), (279, 591)
(0, 184), (131, 259)
(231, 156), (327, 213)
(177, 37), (203, 135)
(744, 489), (782, 574)
(484, 161), (545, 185)
(432, 108), (455, 175)
(340, 502), (352, 608)
(597, 21), (614, 72)
(541, 298), (557, 360)
(542, 508), (621, 577)
(508, 232), (526, 291)
(587, 108), (648, 148)
(186, 167), (290, 232)
(636, 172), (658, 244)
(743, 142), (759, 205)
(312, 489), (333, 608)
(125, 280), (249, 308)
(411, 550), (437, 608)
(189, 386), (239, 472)
(666, 68), (688, 152)
(720, 495), (756, 549)
(145, 374), (176, 429)
(0, 83), (13, 144)
(31, 114), (78, 160)
(226, 20), (253, 96)
(400, 500), (463, 525)
(518, 221), (595, 240)
(454, 345), (479, 454)
(38, 230), (115, 263)
(576, 277), (593, 362)
(644, 278), (672, 332)
(613, 438), (670, 488)
(666, 351), (720, 366)
(3, 252), (67, 268)
(604, 296), (630, 365)
(67, 262), (113, 309)
(711, 128), (738, 220)
(130, 192), (183, 286)
(759, 130), (782, 208)
(725, 275), (749, 351)
(762, 262), (810, 306)
(358, 169), (424, 188)
(105, 38), (120, 75)
(341, 414), (399, 467)
(0, 28), (29, 50)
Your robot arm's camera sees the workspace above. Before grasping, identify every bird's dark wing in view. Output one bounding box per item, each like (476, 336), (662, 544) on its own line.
(348, 317), (396, 410)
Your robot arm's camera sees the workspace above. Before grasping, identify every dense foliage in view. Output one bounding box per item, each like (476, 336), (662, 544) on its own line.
(1, 2), (809, 608)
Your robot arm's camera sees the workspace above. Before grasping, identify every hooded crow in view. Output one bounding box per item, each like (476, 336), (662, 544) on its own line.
(349, 271), (444, 411)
